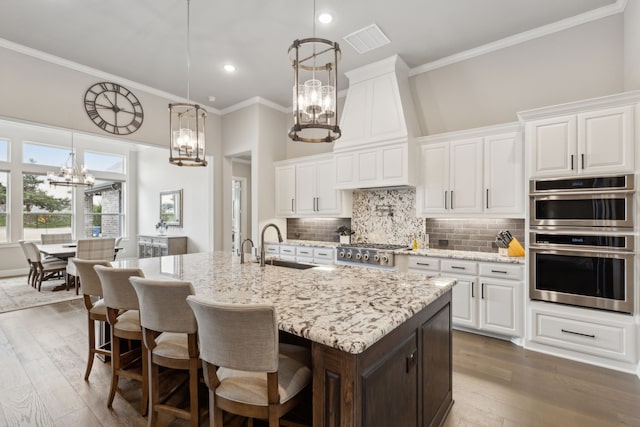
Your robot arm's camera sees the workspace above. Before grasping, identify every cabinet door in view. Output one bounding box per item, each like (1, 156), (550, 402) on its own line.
(295, 162), (316, 215)
(357, 149), (379, 185)
(484, 132), (523, 216)
(449, 138), (483, 213)
(381, 144), (406, 184)
(275, 165), (296, 217)
(479, 278), (521, 336)
(362, 333), (418, 427)
(451, 277), (478, 329)
(418, 143), (449, 215)
(315, 158), (341, 214)
(578, 105), (634, 174)
(334, 153), (355, 189)
(528, 115), (576, 177)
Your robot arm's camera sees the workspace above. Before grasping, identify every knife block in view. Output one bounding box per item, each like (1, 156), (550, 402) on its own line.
(507, 237), (525, 257)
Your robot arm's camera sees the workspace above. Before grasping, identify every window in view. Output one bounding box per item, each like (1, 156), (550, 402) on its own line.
(22, 173), (72, 240)
(85, 151), (125, 174)
(23, 142), (71, 167)
(0, 138), (8, 162)
(0, 171), (7, 243)
(83, 180), (124, 238)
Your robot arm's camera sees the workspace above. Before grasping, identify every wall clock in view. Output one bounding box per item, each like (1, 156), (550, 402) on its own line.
(84, 82), (144, 135)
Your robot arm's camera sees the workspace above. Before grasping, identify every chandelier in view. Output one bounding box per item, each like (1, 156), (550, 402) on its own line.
(169, 0), (207, 167)
(288, 0), (341, 143)
(47, 134), (95, 188)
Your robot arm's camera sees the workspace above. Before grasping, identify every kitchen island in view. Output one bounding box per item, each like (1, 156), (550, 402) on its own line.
(113, 252), (455, 426)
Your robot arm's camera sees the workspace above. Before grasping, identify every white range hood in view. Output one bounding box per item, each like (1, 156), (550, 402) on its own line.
(334, 55), (421, 189)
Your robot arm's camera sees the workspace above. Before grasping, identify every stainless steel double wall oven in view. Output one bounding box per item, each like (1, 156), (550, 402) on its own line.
(529, 174), (635, 314)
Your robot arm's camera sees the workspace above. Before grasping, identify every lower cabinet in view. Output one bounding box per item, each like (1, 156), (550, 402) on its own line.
(265, 243), (336, 264)
(401, 255), (524, 339)
(138, 235), (187, 258)
(312, 291), (452, 427)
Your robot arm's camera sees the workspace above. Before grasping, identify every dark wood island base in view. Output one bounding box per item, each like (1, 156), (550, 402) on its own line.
(312, 290), (453, 427)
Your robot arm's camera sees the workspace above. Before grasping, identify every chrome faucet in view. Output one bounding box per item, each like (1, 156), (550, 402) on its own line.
(260, 223), (283, 267)
(239, 238), (254, 264)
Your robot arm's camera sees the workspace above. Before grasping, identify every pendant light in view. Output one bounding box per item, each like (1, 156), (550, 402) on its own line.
(169, 0), (207, 167)
(47, 133), (95, 187)
(288, 0), (341, 143)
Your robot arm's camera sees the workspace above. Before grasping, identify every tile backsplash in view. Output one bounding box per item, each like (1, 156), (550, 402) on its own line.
(286, 187), (525, 252)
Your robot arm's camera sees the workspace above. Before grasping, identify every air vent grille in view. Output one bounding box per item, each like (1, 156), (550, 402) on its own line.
(343, 24), (390, 54)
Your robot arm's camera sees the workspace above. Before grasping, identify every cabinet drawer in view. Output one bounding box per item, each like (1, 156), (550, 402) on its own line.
(532, 310), (634, 362)
(313, 247), (335, 261)
(295, 246), (314, 257)
(441, 259), (478, 275)
(264, 244), (280, 255)
(408, 256), (440, 272)
(478, 263), (523, 280)
(279, 245), (296, 256)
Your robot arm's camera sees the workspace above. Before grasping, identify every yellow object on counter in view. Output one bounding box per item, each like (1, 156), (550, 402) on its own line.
(507, 237), (525, 257)
(412, 238), (419, 250)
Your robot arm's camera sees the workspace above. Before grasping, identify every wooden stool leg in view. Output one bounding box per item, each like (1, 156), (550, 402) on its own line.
(189, 359), (199, 427)
(84, 315), (96, 381)
(148, 358), (159, 426)
(107, 334), (120, 408)
(141, 346), (148, 416)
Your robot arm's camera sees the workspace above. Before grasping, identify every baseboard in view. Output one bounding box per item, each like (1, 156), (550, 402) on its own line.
(0, 268), (29, 278)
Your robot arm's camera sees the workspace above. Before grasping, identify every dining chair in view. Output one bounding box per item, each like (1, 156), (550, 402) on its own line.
(18, 240), (36, 286)
(41, 232), (73, 244)
(67, 237), (116, 294)
(130, 277), (201, 426)
(23, 241), (68, 291)
(186, 296), (312, 427)
(72, 258), (113, 381)
(94, 265), (148, 416)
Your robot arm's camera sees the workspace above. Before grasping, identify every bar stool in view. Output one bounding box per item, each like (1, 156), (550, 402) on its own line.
(94, 265), (148, 416)
(130, 277), (202, 426)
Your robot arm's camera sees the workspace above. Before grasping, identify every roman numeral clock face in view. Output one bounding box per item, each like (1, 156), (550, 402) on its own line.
(84, 82), (144, 135)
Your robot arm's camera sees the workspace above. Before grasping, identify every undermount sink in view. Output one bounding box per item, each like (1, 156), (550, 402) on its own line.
(264, 259), (316, 270)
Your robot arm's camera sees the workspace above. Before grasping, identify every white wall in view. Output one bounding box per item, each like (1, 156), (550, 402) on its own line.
(137, 146), (213, 253)
(624, 0), (640, 91)
(410, 15), (624, 134)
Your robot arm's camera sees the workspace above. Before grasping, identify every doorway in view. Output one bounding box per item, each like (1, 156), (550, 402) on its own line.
(231, 177), (247, 254)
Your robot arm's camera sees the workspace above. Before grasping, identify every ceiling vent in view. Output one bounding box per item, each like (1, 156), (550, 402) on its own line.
(343, 24), (390, 54)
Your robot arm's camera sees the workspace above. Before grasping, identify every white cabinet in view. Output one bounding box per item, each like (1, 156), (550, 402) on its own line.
(526, 105), (634, 178)
(418, 138), (483, 215)
(266, 243), (336, 264)
(275, 165), (296, 216)
(417, 124), (523, 218)
(402, 255), (523, 338)
(334, 142), (413, 189)
(275, 154), (352, 218)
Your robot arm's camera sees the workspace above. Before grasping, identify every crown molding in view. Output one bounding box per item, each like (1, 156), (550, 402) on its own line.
(0, 37), (222, 115)
(409, 0), (627, 77)
(416, 121), (520, 144)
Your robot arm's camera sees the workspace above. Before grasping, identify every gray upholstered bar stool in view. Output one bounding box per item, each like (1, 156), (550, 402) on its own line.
(186, 296), (312, 427)
(130, 277), (202, 427)
(72, 258), (112, 381)
(94, 265), (148, 416)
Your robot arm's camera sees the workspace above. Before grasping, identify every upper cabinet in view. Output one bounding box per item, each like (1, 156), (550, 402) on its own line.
(519, 92), (640, 179)
(275, 154), (352, 218)
(417, 124), (523, 218)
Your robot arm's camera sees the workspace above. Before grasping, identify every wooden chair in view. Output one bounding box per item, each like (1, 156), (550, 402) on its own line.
(41, 232), (73, 244)
(94, 265), (148, 416)
(186, 296), (312, 427)
(130, 277), (201, 426)
(23, 241), (67, 291)
(72, 258), (113, 381)
(67, 238), (116, 294)
(18, 240), (36, 286)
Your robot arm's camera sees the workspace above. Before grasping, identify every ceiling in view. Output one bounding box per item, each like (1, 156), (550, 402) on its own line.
(0, 0), (620, 113)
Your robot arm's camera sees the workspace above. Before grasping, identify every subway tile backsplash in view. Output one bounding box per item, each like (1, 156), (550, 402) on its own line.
(286, 187), (525, 252)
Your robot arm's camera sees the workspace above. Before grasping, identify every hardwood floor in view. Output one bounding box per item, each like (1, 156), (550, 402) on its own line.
(0, 299), (638, 426)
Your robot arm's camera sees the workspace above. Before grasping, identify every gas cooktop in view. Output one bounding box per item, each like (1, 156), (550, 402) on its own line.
(337, 243), (409, 267)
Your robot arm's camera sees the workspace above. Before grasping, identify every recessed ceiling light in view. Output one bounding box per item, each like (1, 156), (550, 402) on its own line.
(223, 64), (236, 73)
(208, 96), (216, 103)
(318, 13), (333, 24)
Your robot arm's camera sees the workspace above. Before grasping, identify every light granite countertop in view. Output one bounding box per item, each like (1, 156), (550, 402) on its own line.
(113, 252), (454, 354)
(395, 248), (525, 264)
(274, 239), (340, 248)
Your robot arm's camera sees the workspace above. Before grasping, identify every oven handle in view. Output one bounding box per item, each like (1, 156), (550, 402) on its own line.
(529, 246), (634, 257)
(529, 189), (634, 197)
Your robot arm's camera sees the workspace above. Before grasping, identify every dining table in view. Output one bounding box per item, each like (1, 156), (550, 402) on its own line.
(37, 243), (123, 260)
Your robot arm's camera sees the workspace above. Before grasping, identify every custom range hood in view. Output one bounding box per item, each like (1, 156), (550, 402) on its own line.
(334, 55), (421, 190)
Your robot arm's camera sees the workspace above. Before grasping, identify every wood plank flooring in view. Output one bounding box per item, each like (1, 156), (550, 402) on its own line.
(0, 299), (638, 426)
